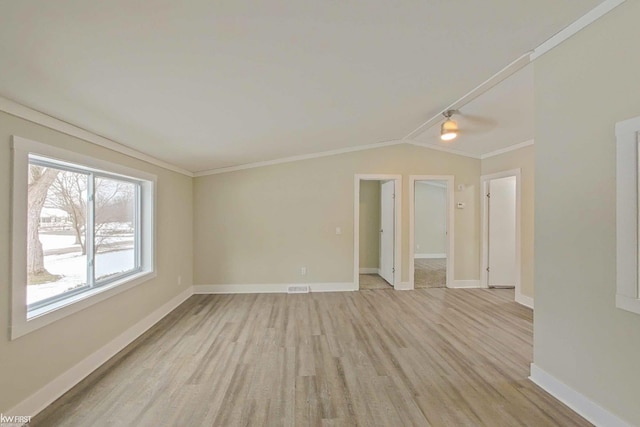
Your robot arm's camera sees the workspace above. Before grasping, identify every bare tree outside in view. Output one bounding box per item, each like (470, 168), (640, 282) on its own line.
(27, 163), (137, 305)
(27, 166), (59, 278)
(46, 172), (135, 255)
(94, 177), (136, 283)
(94, 177), (135, 255)
(48, 171), (88, 253)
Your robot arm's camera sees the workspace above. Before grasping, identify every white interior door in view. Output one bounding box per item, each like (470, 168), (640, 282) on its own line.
(487, 176), (517, 288)
(380, 180), (395, 285)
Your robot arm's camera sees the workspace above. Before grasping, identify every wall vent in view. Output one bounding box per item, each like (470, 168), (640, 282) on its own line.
(287, 285), (310, 294)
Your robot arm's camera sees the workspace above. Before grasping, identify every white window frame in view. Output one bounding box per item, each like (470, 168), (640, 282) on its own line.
(616, 116), (640, 315)
(11, 136), (156, 339)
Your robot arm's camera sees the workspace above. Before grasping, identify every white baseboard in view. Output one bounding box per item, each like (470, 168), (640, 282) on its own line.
(193, 282), (357, 294)
(311, 282), (358, 292)
(359, 268), (379, 274)
(449, 280), (482, 289)
(515, 292), (534, 309)
(395, 281), (411, 290)
(7, 286), (194, 419)
(414, 253), (447, 259)
(529, 364), (632, 427)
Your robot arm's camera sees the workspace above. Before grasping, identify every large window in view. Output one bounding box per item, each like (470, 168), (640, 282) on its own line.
(12, 136), (155, 338)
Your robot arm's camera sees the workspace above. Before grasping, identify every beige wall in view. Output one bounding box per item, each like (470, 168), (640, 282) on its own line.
(414, 182), (447, 255)
(481, 144), (534, 298)
(194, 143), (480, 285)
(534, 1), (640, 424)
(0, 111), (194, 413)
(359, 180), (380, 269)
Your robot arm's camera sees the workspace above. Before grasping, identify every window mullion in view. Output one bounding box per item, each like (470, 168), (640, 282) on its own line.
(135, 184), (142, 270)
(87, 173), (96, 288)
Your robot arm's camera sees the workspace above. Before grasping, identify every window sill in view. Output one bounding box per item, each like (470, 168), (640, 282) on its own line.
(616, 294), (640, 316)
(12, 270), (156, 340)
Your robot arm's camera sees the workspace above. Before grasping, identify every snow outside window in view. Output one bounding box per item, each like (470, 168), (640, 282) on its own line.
(11, 136), (156, 339)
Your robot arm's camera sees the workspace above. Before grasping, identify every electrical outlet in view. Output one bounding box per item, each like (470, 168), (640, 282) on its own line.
(301, 267), (307, 276)
(178, 275), (182, 286)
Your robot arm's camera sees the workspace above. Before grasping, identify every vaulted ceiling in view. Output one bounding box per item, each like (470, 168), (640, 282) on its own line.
(0, 1), (603, 172)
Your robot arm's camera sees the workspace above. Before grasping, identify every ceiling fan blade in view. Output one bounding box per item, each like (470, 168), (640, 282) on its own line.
(457, 113), (498, 134)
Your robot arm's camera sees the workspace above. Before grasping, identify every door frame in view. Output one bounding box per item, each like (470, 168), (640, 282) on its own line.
(354, 174), (402, 289)
(480, 169), (521, 296)
(409, 175), (455, 289)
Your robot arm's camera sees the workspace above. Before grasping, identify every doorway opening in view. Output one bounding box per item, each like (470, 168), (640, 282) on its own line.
(481, 170), (520, 294)
(409, 176), (454, 289)
(354, 175), (401, 290)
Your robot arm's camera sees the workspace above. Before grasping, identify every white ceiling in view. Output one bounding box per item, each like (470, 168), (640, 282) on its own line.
(412, 64), (534, 157)
(0, 1), (602, 172)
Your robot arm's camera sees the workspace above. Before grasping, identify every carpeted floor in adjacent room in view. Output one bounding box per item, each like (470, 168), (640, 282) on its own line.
(415, 258), (446, 288)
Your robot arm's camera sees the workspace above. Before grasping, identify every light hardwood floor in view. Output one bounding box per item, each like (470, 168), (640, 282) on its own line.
(32, 289), (590, 426)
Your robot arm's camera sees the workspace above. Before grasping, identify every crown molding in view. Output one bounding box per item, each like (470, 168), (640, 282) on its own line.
(403, 52), (532, 141)
(405, 1), (626, 142)
(480, 139), (534, 159)
(530, 0), (626, 61)
(193, 139), (408, 177)
(0, 96), (194, 177)
(1, 1), (619, 177)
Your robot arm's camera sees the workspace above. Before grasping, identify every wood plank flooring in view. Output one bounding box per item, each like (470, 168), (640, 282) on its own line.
(31, 289), (590, 426)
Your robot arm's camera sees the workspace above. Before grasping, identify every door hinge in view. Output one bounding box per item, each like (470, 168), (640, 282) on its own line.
(486, 267), (490, 272)
(486, 193), (490, 198)
(392, 268), (395, 273)
(392, 193), (395, 199)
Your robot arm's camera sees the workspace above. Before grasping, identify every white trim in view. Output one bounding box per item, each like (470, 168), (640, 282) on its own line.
(414, 253), (446, 259)
(417, 181), (447, 189)
(529, 364), (633, 427)
(615, 115), (640, 315)
(193, 283), (356, 294)
(0, 1), (622, 180)
(7, 287), (193, 419)
(405, 141), (481, 159)
(309, 283), (357, 292)
(480, 139), (534, 159)
(403, 1), (623, 144)
(409, 175), (455, 290)
(195, 140), (406, 176)
(530, 0), (626, 60)
(403, 53), (532, 140)
(0, 96), (192, 177)
(359, 268), (379, 274)
(395, 281), (411, 290)
(449, 280), (482, 289)
(515, 293), (534, 309)
(480, 169), (522, 302)
(11, 136), (157, 339)
(354, 175), (402, 290)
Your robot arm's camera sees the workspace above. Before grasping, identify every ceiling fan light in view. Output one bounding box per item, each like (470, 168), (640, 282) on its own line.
(440, 119), (458, 141)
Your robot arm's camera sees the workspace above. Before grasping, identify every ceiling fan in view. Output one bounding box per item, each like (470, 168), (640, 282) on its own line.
(440, 110), (498, 142)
